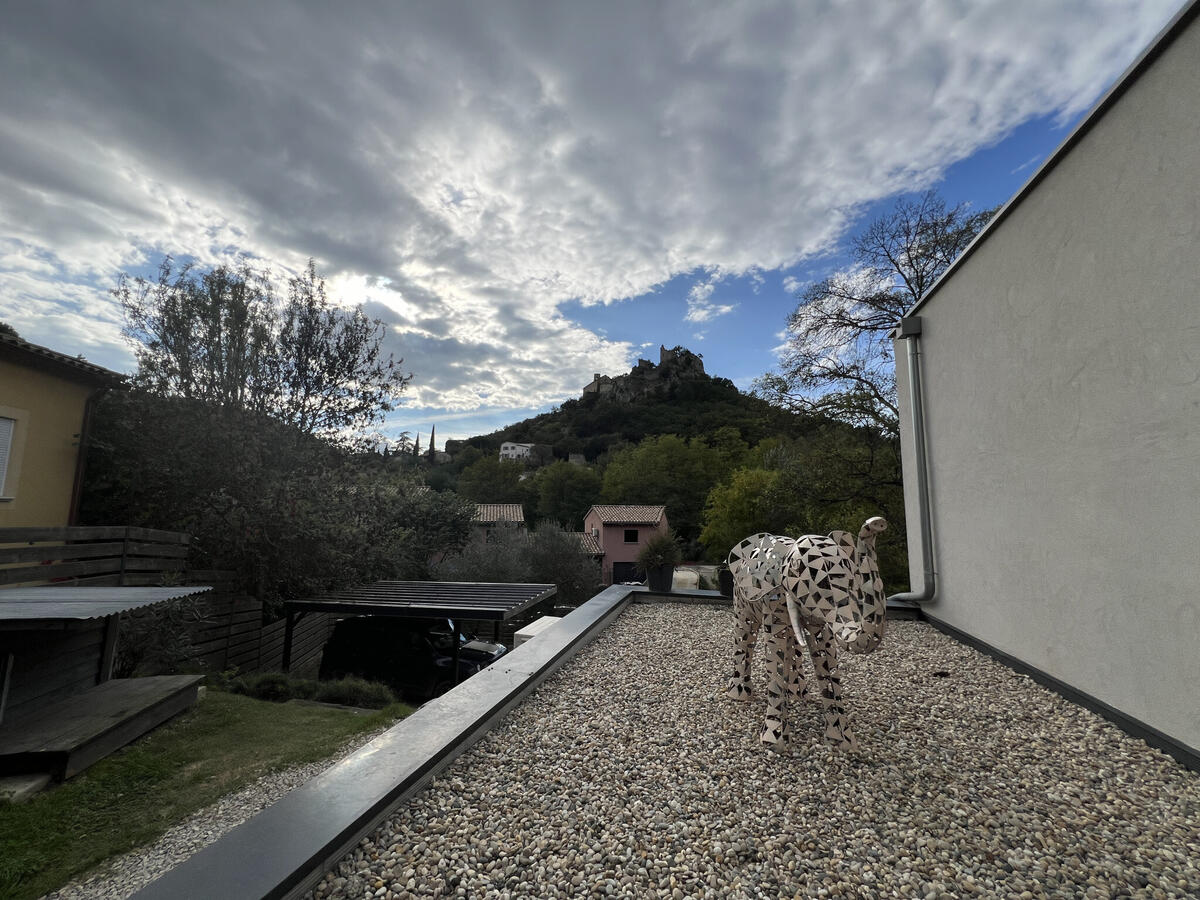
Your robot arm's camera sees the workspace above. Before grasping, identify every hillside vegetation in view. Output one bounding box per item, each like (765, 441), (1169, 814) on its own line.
(463, 349), (808, 459)
(432, 348), (909, 587)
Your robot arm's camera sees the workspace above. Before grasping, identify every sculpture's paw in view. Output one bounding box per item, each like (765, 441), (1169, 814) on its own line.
(760, 720), (790, 751)
(726, 680), (752, 701)
(824, 725), (858, 751)
(794, 681), (818, 703)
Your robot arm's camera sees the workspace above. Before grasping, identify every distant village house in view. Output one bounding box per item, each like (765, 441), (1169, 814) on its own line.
(499, 441), (535, 461)
(582, 504), (669, 585)
(471, 503), (526, 542)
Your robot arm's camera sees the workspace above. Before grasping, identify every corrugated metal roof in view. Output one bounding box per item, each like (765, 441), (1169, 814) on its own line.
(587, 505), (666, 525)
(0, 586), (212, 621)
(287, 581), (555, 621)
(472, 503), (525, 524)
(571, 532), (604, 555)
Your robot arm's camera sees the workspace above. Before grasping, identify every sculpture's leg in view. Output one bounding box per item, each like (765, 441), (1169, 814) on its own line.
(760, 597), (791, 749)
(799, 627), (819, 702)
(808, 624), (857, 750)
(726, 590), (761, 700)
(785, 614), (806, 701)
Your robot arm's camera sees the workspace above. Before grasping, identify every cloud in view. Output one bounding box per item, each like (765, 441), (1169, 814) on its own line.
(0, 0), (1179, 414)
(685, 270), (737, 322)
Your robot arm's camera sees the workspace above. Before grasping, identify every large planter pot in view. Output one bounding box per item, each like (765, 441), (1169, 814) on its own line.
(646, 564), (674, 592)
(718, 568), (734, 599)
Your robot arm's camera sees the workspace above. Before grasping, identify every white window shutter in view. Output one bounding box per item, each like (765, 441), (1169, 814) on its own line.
(0, 417), (13, 494)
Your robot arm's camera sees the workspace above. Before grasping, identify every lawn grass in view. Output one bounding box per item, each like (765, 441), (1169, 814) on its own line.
(0, 690), (411, 900)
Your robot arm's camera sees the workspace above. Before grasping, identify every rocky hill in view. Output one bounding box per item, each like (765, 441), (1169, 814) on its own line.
(457, 346), (814, 461)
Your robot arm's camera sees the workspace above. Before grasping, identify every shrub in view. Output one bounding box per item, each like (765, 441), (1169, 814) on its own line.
(226, 672), (316, 703)
(223, 671), (397, 709)
(636, 530), (683, 575)
(313, 677), (397, 709)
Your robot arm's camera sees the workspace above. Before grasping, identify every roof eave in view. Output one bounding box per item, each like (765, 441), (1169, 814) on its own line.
(901, 0), (1200, 323)
(0, 335), (125, 386)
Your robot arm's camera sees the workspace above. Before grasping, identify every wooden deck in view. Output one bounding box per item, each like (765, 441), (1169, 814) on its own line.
(0, 674), (204, 780)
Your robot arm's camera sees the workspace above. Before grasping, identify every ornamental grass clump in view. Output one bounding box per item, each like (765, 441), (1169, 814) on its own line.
(635, 530), (683, 576)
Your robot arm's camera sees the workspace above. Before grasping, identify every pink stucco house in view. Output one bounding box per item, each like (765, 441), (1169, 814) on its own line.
(582, 505), (669, 585)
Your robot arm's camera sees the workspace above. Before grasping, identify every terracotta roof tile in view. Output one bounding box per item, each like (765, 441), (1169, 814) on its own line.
(472, 503), (526, 524)
(570, 532), (605, 555)
(587, 505), (666, 525)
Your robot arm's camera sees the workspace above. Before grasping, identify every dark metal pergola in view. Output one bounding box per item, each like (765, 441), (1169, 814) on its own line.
(281, 581), (557, 679)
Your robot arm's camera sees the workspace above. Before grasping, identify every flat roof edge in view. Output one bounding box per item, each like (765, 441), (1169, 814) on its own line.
(904, 0), (1200, 319)
(131, 584), (645, 900)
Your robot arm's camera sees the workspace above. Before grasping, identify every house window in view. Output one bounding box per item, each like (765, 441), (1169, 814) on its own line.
(623, 528), (638, 543)
(0, 416), (13, 497)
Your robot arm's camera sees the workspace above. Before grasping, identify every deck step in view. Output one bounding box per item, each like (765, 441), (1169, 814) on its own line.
(0, 674), (204, 780)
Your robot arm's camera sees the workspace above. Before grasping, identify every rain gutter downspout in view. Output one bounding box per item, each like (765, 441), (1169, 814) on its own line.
(888, 317), (935, 605)
(69, 385), (109, 526)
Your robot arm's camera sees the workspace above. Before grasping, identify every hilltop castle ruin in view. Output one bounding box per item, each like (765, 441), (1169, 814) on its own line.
(582, 345), (705, 399)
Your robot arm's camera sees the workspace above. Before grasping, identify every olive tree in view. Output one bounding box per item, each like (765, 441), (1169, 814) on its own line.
(115, 257), (410, 446)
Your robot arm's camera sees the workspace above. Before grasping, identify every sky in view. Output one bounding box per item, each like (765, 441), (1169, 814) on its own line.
(0, 0), (1184, 445)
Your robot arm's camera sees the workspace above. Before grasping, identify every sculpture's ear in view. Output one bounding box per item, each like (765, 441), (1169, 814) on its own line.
(827, 530), (856, 559)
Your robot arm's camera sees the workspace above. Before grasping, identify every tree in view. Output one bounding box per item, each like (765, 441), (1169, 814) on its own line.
(86, 256), (464, 611)
(116, 258), (277, 413)
(274, 259), (410, 440)
(115, 257), (409, 446)
(697, 431), (909, 588)
(433, 521), (601, 607)
(456, 456), (528, 505)
(80, 391), (474, 608)
(534, 461), (602, 530)
(600, 434), (732, 547)
(699, 467), (783, 555)
(757, 191), (995, 436)
(525, 521), (603, 606)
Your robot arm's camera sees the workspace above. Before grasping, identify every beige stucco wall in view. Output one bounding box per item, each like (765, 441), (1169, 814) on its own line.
(0, 358), (95, 527)
(897, 14), (1200, 752)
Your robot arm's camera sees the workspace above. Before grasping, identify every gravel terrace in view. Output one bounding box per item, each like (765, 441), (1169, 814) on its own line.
(310, 603), (1200, 900)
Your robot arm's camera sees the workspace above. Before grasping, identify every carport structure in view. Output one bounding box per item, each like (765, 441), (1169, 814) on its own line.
(280, 581), (556, 681)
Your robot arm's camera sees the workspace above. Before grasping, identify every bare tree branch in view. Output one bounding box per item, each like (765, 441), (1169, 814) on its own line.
(756, 190), (996, 438)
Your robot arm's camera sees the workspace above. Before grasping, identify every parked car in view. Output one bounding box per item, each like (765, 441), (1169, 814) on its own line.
(319, 617), (506, 702)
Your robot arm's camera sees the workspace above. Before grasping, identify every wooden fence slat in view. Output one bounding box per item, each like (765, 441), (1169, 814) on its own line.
(185, 569), (238, 583)
(0, 558), (123, 585)
(0, 542), (126, 566)
(64, 573), (124, 587)
(5, 655), (103, 709)
(121, 559), (187, 573)
(225, 647), (261, 669)
(0, 526), (130, 542)
(124, 542), (191, 559)
(122, 527), (191, 545)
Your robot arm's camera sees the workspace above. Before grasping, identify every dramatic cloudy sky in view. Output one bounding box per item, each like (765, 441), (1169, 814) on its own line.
(0, 0), (1182, 442)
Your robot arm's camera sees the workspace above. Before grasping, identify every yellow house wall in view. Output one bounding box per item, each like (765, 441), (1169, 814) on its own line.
(0, 359), (96, 528)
